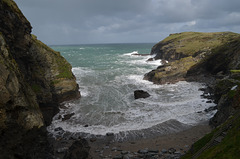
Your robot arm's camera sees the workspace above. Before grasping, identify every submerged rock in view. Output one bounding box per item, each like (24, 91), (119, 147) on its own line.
(62, 113), (75, 121)
(134, 90), (151, 99)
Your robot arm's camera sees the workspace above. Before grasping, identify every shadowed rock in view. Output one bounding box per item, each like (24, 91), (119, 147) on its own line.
(134, 90), (150, 99)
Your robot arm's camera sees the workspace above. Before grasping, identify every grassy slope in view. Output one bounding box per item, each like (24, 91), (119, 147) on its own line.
(182, 105), (240, 159)
(161, 32), (239, 56)
(146, 32), (240, 84)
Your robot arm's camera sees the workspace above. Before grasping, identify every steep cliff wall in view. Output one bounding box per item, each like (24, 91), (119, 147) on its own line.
(0, 1), (80, 158)
(0, 0), (80, 130)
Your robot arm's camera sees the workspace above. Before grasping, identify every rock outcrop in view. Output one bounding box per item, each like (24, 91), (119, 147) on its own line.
(144, 32), (240, 85)
(134, 90), (150, 99)
(0, 0), (80, 158)
(186, 37), (240, 127)
(147, 32), (240, 158)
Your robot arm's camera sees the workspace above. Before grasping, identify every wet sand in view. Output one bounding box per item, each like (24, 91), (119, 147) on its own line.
(88, 123), (212, 159)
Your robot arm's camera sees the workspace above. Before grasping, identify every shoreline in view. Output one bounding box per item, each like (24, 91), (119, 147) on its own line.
(87, 122), (212, 159)
(50, 121), (212, 159)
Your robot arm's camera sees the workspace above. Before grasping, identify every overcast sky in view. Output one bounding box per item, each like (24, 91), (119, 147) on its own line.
(15, 0), (240, 45)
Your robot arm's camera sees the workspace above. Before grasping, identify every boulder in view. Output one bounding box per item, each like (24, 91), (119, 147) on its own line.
(134, 90), (150, 99)
(64, 139), (90, 159)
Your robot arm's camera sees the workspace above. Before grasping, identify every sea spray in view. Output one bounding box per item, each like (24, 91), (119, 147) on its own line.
(48, 43), (216, 139)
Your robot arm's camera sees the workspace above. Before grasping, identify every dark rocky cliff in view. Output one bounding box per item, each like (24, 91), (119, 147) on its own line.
(0, 0), (80, 158)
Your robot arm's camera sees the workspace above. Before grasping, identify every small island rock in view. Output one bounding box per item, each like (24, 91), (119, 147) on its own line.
(134, 90), (150, 99)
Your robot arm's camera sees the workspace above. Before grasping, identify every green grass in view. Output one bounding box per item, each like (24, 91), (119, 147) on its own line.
(231, 70), (240, 73)
(182, 110), (240, 159)
(31, 34), (74, 80)
(154, 56), (196, 79)
(198, 113), (240, 159)
(161, 32), (240, 56)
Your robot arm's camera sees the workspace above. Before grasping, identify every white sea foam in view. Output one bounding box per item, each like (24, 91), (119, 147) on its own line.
(47, 46), (216, 138)
(122, 51), (139, 56)
(48, 79), (216, 136)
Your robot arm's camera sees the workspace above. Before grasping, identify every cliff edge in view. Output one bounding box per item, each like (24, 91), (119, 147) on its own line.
(0, 0), (80, 158)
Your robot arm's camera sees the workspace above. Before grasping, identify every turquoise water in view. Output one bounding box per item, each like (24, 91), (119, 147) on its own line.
(48, 43), (216, 138)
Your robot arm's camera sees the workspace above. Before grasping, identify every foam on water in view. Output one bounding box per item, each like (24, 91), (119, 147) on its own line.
(48, 44), (216, 139)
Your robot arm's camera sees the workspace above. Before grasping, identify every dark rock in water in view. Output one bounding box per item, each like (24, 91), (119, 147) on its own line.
(64, 139), (90, 159)
(106, 132), (114, 136)
(147, 57), (154, 61)
(132, 53), (150, 56)
(62, 113), (75, 121)
(54, 127), (63, 131)
(204, 106), (217, 113)
(134, 90), (150, 99)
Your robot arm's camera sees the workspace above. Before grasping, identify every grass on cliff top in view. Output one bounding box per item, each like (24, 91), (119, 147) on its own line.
(161, 32), (240, 56)
(231, 70), (240, 73)
(182, 108), (240, 159)
(154, 56), (196, 79)
(31, 34), (74, 80)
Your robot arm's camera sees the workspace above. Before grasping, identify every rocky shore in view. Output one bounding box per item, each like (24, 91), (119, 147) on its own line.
(87, 124), (211, 159)
(47, 121), (211, 159)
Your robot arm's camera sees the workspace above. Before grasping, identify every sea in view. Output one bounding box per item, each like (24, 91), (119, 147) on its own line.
(47, 43), (216, 140)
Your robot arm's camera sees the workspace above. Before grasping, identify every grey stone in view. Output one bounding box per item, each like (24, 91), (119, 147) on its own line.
(138, 149), (148, 154)
(161, 149), (168, 153)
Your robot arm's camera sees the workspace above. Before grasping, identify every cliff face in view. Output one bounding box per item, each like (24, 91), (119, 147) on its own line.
(0, 0), (80, 158)
(144, 32), (240, 84)
(147, 32), (240, 158)
(0, 0), (80, 131)
(187, 37), (240, 127)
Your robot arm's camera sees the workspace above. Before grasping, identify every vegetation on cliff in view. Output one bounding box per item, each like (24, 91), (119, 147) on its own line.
(144, 32), (240, 84)
(145, 32), (240, 158)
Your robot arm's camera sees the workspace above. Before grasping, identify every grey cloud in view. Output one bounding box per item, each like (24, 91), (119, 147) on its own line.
(15, 0), (240, 45)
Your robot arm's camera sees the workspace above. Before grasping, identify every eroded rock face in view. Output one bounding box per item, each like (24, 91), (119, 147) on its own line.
(0, 0), (81, 158)
(0, 0), (80, 129)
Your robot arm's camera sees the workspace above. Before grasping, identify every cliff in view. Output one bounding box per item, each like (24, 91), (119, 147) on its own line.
(145, 32), (240, 158)
(144, 32), (240, 84)
(0, 0), (80, 158)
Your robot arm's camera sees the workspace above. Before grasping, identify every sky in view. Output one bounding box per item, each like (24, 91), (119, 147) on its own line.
(15, 0), (240, 45)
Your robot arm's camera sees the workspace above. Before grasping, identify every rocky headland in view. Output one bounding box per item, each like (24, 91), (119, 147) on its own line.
(144, 32), (240, 158)
(0, 0), (79, 158)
